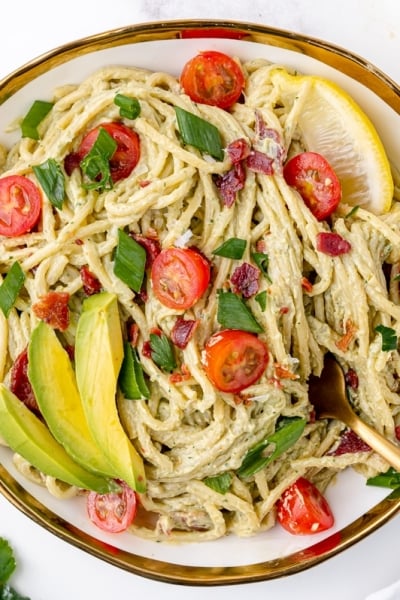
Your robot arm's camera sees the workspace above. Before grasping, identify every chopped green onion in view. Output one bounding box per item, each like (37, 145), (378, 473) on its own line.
(204, 472), (233, 494)
(80, 127), (117, 191)
(149, 332), (177, 372)
(345, 205), (360, 219)
(20, 100), (53, 140)
(367, 467), (400, 489)
(375, 324), (397, 351)
(252, 251), (271, 281)
(212, 237), (246, 259)
(217, 290), (263, 333)
(237, 417), (306, 478)
(175, 106), (224, 161)
(113, 229), (146, 293)
(33, 158), (65, 209)
(0, 262), (25, 317)
(119, 341), (150, 400)
(114, 94), (141, 119)
(255, 290), (267, 311)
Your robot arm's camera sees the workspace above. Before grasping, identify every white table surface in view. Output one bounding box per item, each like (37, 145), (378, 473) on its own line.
(1, 1), (400, 599)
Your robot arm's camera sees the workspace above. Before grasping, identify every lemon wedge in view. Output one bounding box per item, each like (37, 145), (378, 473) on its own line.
(270, 68), (393, 214)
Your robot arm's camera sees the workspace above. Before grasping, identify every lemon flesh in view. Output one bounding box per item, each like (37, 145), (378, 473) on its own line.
(271, 69), (393, 215)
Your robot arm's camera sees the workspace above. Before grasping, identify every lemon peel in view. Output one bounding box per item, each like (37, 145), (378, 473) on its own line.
(271, 68), (394, 215)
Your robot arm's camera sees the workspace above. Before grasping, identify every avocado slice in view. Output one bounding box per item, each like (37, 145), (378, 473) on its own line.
(75, 292), (146, 493)
(0, 383), (117, 493)
(28, 321), (117, 479)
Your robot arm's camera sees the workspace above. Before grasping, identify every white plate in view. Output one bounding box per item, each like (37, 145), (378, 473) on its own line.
(0, 20), (399, 585)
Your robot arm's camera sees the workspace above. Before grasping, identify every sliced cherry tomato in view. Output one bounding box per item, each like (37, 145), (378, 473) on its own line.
(87, 480), (137, 533)
(276, 477), (334, 535)
(203, 329), (269, 394)
(77, 122), (140, 183)
(180, 51), (245, 109)
(151, 247), (210, 310)
(283, 152), (341, 221)
(0, 175), (42, 237)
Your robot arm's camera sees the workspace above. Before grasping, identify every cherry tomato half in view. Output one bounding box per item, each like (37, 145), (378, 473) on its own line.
(87, 481), (137, 533)
(78, 122), (140, 183)
(203, 329), (269, 394)
(151, 247), (210, 310)
(276, 477), (334, 535)
(283, 152), (341, 221)
(180, 51), (245, 109)
(0, 175), (42, 237)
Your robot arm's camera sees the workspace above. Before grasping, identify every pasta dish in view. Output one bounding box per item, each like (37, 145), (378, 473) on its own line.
(0, 52), (399, 543)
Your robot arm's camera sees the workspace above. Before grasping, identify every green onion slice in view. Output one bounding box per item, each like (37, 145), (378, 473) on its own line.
(237, 417), (307, 478)
(212, 237), (246, 259)
(21, 100), (53, 140)
(175, 106), (224, 161)
(252, 251), (271, 281)
(204, 472), (233, 494)
(255, 290), (267, 311)
(113, 229), (146, 293)
(119, 341), (150, 400)
(80, 127), (117, 191)
(217, 291), (263, 333)
(375, 324), (397, 351)
(33, 158), (65, 209)
(0, 262), (25, 317)
(114, 94), (141, 120)
(149, 333), (177, 373)
(367, 467), (400, 489)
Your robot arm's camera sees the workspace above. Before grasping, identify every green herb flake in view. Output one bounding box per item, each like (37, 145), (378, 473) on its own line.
(366, 467), (400, 489)
(149, 332), (177, 373)
(80, 127), (117, 191)
(255, 290), (267, 311)
(0, 262), (25, 317)
(33, 158), (65, 209)
(217, 290), (263, 333)
(175, 106), (224, 161)
(204, 472), (233, 494)
(113, 229), (146, 293)
(375, 324), (397, 351)
(20, 100), (53, 140)
(237, 417), (306, 478)
(119, 341), (150, 400)
(212, 237), (246, 259)
(0, 538), (15, 585)
(114, 94), (141, 119)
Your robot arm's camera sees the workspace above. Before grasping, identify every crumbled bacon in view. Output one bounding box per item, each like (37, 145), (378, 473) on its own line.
(10, 348), (40, 415)
(274, 363), (299, 380)
(64, 151), (81, 176)
(214, 161), (246, 207)
(345, 368), (359, 390)
(396, 426), (400, 441)
(171, 316), (198, 349)
(335, 319), (357, 352)
(246, 150), (275, 175)
(316, 232), (351, 256)
(32, 291), (70, 331)
(301, 277), (313, 293)
(80, 265), (102, 296)
(131, 232), (161, 268)
(169, 363), (191, 383)
(230, 262), (260, 298)
(329, 429), (371, 455)
(128, 323), (140, 347)
(226, 138), (251, 163)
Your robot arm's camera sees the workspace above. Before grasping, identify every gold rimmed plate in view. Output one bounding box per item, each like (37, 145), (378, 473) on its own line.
(0, 19), (400, 586)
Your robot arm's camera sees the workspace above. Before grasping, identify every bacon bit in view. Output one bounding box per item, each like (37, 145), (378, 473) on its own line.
(32, 291), (70, 331)
(267, 377), (283, 389)
(131, 232), (161, 268)
(138, 179), (151, 188)
(255, 239), (267, 253)
(335, 319), (357, 352)
(80, 265), (102, 296)
(316, 232), (352, 256)
(345, 368), (359, 390)
(329, 429), (371, 455)
(230, 262), (260, 298)
(171, 316), (199, 349)
(274, 363), (299, 380)
(280, 306), (290, 315)
(214, 161), (246, 207)
(142, 340), (152, 358)
(169, 363), (191, 383)
(10, 348), (40, 415)
(128, 323), (139, 347)
(246, 150), (274, 175)
(395, 426), (400, 441)
(64, 151), (81, 176)
(233, 394), (253, 406)
(75, 238), (84, 246)
(65, 344), (75, 361)
(226, 138), (251, 163)
(254, 110), (281, 143)
(301, 277), (313, 293)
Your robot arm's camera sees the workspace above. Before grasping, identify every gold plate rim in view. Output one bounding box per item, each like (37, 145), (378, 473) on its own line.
(1, 18), (400, 586)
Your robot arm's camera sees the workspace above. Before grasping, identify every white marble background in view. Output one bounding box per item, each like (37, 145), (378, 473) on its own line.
(1, 1), (400, 600)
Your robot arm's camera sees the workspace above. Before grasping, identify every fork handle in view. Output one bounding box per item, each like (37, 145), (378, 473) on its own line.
(348, 416), (400, 472)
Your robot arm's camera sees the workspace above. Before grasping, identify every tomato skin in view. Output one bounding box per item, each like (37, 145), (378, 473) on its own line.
(151, 247), (210, 310)
(87, 481), (137, 533)
(283, 152), (341, 221)
(276, 477), (334, 535)
(78, 122), (140, 182)
(0, 175), (42, 237)
(180, 51), (245, 109)
(203, 329), (269, 394)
